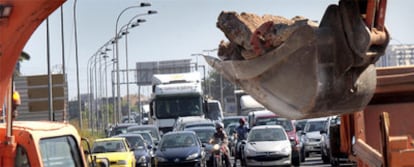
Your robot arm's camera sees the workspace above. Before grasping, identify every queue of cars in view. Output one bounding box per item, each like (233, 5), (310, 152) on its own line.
(92, 108), (341, 167)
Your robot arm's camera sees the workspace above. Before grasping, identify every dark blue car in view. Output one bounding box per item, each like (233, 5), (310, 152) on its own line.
(154, 131), (206, 167)
(116, 133), (152, 167)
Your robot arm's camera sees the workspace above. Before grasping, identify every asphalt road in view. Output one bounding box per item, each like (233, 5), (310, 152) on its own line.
(300, 154), (331, 167)
(231, 153), (354, 167)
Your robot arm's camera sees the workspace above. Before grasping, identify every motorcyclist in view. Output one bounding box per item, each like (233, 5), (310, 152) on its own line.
(234, 117), (249, 166)
(211, 122), (231, 167)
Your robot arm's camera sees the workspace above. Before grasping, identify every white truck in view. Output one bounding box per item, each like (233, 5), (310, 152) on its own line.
(150, 72), (205, 134)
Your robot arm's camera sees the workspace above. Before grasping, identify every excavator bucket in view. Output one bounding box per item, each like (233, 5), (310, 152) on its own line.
(205, 0), (389, 119)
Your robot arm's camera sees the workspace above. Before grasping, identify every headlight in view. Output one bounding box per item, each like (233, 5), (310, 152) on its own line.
(186, 153), (199, 160)
(137, 156), (147, 163)
(281, 146), (291, 155)
(156, 157), (167, 162)
(213, 144), (220, 151)
(244, 144), (256, 156)
(117, 160), (127, 165)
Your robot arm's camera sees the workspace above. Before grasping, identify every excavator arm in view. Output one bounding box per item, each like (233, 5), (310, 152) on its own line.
(0, 0), (65, 148)
(205, 0), (389, 119)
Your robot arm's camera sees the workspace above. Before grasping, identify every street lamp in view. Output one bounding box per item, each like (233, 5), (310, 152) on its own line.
(119, 10), (157, 123)
(191, 53), (206, 71)
(114, 2), (151, 123)
(202, 49), (222, 105)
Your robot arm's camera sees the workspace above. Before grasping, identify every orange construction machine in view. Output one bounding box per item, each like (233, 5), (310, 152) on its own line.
(0, 0), (95, 166)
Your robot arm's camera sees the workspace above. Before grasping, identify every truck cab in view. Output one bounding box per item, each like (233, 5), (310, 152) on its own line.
(150, 72), (205, 134)
(0, 121), (88, 166)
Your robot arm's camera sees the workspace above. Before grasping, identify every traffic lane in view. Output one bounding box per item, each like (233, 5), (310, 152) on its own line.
(301, 154), (356, 167)
(301, 155), (330, 167)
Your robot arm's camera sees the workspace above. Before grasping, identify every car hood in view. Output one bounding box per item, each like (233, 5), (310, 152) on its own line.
(247, 141), (290, 152)
(133, 148), (149, 157)
(92, 152), (132, 161)
(306, 131), (321, 139)
(157, 146), (199, 159)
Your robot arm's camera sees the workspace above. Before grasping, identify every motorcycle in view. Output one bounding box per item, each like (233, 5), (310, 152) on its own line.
(211, 139), (227, 167)
(234, 140), (246, 167)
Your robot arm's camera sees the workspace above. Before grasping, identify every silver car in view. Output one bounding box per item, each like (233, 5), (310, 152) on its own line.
(242, 125), (292, 166)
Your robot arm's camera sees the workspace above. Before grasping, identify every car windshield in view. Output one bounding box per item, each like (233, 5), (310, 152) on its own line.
(92, 140), (126, 153)
(305, 120), (327, 132)
(123, 136), (145, 149)
(133, 132), (153, 145)
(256, 117), (293, 131)
(161, 133), (197, 148)
(226, 123), (239, 136)
(191, 129), (215, 143)
(185, 123), (214, 129)
(128, 127), (160, 141)
(248, 128), (287, 142)
(155, 96), (203, 119)
(111, 126), (129, 136)
(223, 118), (240, 128)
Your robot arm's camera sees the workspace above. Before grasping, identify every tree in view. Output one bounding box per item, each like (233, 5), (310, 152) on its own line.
(14, 51), (31, 77)
(203, 70), (236, 102)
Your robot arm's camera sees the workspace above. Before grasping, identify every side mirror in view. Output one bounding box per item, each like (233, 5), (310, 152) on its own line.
(148, 145), (153, 149)
(301, 131), (306, 135)
(320, 129), (327, 134)
(202, 143), (206, 147)
(241, 140), (247, 145)
(154, 141), (159, 146)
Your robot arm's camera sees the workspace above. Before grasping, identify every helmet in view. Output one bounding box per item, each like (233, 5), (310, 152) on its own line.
(215, 122), (224, 129)
(239, 117), (246, 124)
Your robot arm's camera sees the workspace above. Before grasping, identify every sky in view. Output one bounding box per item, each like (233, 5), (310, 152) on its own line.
(21, 0), (414, 100)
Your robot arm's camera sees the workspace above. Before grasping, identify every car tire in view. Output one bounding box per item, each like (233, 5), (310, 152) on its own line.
(322, 150), (330, 164)
(292, 150), (300, 167)
(300, 148), (306, 162)
(147, 161), (152, 167)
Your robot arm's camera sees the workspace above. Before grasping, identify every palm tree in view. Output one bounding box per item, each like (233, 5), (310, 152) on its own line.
(14, 51), (30, 77)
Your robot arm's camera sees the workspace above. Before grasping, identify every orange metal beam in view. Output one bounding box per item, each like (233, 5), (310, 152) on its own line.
(0, 0), (65, 111)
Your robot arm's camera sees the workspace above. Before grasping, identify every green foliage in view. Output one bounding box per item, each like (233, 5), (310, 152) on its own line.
(202, 70), (235, 101)
(69, 118), (105, 144)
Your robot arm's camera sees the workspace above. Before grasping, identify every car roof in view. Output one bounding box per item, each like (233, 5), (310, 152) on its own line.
(176, 116), (207, 122)
(248, 110), (276, 117)
(163, 130), (196, 136)
(116, 133), (143, 137)
(250, 125), (284, 130)
(128, 125), (158, 129)
(227, 122), (240, 127)
(223, 116), (245, 119)
(185, 120), (214, 125)
(95, 137), (125, 142)
(306, 117), (329, 122)
(184, 126), (215, 131)
(114, 123), (136, 127)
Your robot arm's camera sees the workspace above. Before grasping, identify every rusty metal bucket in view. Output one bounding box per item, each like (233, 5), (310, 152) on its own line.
(205, 0), (388, 120)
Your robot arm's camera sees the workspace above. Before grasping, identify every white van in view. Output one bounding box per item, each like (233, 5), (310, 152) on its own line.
(207, 99), (224, 121)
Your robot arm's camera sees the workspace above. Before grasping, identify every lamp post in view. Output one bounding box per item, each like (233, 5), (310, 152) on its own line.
(202, 49), (222, 104)
(88, 38), (114, 131)
(120, 10), (157, 123)
(114, 2), (151, 123)
(191, 53), (205, 71)
(86, 53), (98, 130)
